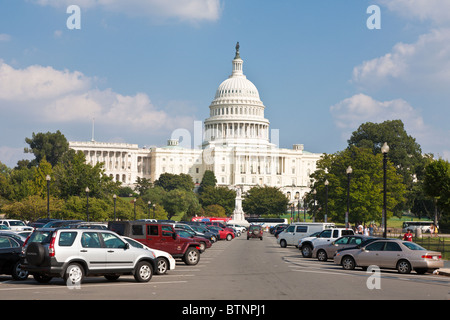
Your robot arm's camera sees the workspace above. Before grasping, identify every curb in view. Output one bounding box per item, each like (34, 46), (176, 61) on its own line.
(436, 268), (450, 277)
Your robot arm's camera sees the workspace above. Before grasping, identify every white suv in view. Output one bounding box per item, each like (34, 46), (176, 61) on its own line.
(0, 219), (33, 232)
(298, 228), (354, 258)
(21, 228), (157, 284)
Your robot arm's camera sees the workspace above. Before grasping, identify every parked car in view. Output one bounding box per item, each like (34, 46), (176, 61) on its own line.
(247, 225), (263, 240)
(0, 235), (28, 280)
(122, 236), (176, 275)
(0, 219), (33, 232)
(108, 221), (202, 265)
(299, 228), (355, 258)
(277, 223), (336, 248)
(0, 231), (27, 242)
(188, 224), (219, 243)
(312, 235), (374, 261)
(21, 228), (157, 283)
(174, 228), (212, 252)
(29, 218), (58, 229)
(333, 239), (444, 274)
(227, 224), (247, 233)
(41, 220), (83, 228)
(207, 225), (235, 241)
(175, 223), (217, 243)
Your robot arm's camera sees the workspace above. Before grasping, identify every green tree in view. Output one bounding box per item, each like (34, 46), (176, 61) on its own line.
(24, 130), (69, 167)
(199, 186), (236, 215)
(348, 120), (425, 212)
(423, 158), (450, 225)
(198, 170), (217, 194)
(243, 186), (289, 217)
(154, 173), (194, 192)
(162, 189), (192, 219)
(204, 204), (226, 217)
(308, 146), (405, 224)
(135, 177), (153, 195)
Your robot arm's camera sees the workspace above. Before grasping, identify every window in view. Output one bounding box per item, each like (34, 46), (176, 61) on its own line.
(162, 226), (174, 237)
(0, 237), (11, 248)
(333, 230), (339, 238)
(320, 230), (332, 238)
(365, 241), (385, 251)
(101, 233), (127, 249)
(296, 226), (308, 233)
(335, 237), (349, 245)
(384, 242), (402, 251)
(132, 225), (144, 236)
(59, 232), (77, 247)
(286, 226), (295, 233)
(81, 232), (102, 248)
(147, 225), (159, 236)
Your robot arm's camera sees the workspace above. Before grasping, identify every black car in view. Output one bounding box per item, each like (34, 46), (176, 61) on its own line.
(0, 235), (28, 280)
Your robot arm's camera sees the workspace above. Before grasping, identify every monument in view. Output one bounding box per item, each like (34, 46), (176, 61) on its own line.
(228, 186), (249, 226)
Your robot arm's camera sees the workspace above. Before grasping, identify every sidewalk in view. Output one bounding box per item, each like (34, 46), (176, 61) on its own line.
(437, 260), (450, 276)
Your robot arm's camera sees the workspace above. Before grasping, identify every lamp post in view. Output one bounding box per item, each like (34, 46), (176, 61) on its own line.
(148, 201), (151, 219)
(346, 166), (352, 229)
(46, 175), (51, 219)
(113, 194), (117, 221)
(152, 204), (156, 219)
(303, 196), (307, 222)
(324, 180), (329, 223)
(133, 198), (137, 220)
(381, 142), (389, 238)
(85, 187), (90, 222)
(312, 189), (316, 222)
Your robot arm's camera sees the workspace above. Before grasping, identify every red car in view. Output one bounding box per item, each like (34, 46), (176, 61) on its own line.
(207, 225), (235, 241)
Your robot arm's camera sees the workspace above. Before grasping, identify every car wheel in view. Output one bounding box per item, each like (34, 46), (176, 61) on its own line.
(211, 236), (217, 243)
(199, 242), (206, 252)
(12, 261), (28, 281)
(260, 237), (263, 240)
(134, 261), (153, 282)
(317, 249), (328, 262)
(33, 273), (53, 283)
(341, 256), (356, 270)
(64, 263), (84, 285)
(397, 260), (412, 274)
(301, 245), (312, 258)
(226, 234), (233, 241)
(280, 239), (287, 248)
(184, 247), (200, 265)
(156, 257), (169, 275)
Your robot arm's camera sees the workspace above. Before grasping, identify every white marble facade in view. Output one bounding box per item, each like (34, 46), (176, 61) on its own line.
(69, 44), (322, 203)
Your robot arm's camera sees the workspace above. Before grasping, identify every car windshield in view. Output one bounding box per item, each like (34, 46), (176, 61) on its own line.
(27, 230), (54, 244)
(9, 221), (26, 226)
(402, 242), (426, 251)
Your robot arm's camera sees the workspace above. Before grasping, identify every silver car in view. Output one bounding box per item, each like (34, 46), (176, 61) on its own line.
(333, 239), (443, 274)
(313, 235), (374, 261)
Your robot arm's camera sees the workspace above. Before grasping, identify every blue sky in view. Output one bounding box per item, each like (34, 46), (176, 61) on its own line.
(1, 0), (449, 168)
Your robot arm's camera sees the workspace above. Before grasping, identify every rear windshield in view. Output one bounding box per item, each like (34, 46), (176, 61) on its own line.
(27, 230), (54, 244)
(8, 221), (26, 227)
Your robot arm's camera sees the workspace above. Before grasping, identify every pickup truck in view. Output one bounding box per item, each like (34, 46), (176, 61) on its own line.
(298, 228), (354, 258)
(108, 221), (202, 265)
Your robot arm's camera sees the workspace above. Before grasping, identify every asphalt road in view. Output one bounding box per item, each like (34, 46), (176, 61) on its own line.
(0, 232), (449, 301)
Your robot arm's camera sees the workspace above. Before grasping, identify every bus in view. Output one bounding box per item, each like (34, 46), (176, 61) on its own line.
(402, 221), (436, 233)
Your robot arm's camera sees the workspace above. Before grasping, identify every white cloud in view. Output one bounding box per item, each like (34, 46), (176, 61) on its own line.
(0, 34), (11, 42)
(0, 60), (195, 134)
(377, 0), (450, 25)
(31, 0), (222, 22)
(352, 28), (450, 92)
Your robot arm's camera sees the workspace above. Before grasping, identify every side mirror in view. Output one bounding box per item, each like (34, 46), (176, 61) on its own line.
(124, 242), (130, 250)
(172, 233), (177, 240)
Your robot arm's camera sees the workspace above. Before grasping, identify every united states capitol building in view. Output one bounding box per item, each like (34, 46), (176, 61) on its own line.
(69, 44), (322, 203)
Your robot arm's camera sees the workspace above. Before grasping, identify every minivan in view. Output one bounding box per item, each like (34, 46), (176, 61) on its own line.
(277, 222), (335, 248)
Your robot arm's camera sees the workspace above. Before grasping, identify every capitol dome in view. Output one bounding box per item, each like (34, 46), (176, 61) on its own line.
(204, 43), (270, 146)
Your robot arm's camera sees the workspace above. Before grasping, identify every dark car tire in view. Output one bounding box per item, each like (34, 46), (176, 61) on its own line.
(397, 260), (412, 274)
(12, 261), (29, 281)
(184, 247), (200, 265)
(64, 263), (84, 285)
(134, 261), (153, 282)
(155, 257), (169, 275)
(301, 245), (313, 258)
(317, 249), (328, 262)
(280, 239), (287, 248)
(26, 242), (46, 266)
(226, 234), (233, 241)
(341, 256), (356, 270)
(260, 237), (263, 240)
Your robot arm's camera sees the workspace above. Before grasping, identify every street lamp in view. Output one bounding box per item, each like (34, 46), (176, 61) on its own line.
(303, 196), (307, 222)
(46, 175), (51, 219)
(85, 187), (90, 222)
(346, 166), (352, 229)
(152, 204), (156, 219)
(312, 189), (317, 222)
(148, 201), (151, 219)
(133, 198), (137, 220)
(113, 194), (117, 221)
(324, 180), (329, 223)
(381, 142), (389, 238)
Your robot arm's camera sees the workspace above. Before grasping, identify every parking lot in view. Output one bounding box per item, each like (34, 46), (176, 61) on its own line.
(1, 231), (449, 301)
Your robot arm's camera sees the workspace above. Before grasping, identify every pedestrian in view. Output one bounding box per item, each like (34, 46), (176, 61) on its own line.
(357, 223), (363, 235)
(403, 229), (413, 242)
(363, 225), (369, 236)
